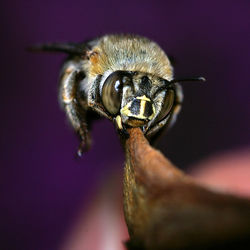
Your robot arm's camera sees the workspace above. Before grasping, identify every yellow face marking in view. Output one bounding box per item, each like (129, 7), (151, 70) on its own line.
(136, 95), (151, 102)
(138, 99), (147, 118)
(115, 115), (123, 130)
(120, 104), (131, 117)
(120, 95), (156, 121)
(137, 96), (155, 120)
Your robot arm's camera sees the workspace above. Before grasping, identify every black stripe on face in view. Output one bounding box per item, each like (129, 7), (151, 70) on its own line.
(143, 101), (153, 118)
(129, 98), (141, 115)
(140, 76), (151, 94)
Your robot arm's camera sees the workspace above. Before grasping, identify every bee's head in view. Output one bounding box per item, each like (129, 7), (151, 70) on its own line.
(100, 70), (176, 130)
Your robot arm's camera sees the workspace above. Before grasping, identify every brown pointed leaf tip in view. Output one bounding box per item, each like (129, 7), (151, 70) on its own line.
(123, 128), (250, 250)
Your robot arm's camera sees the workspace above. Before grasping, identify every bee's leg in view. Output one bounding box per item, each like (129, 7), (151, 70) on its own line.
(65, 102), (91, 157)
(59, 61), (91, 157)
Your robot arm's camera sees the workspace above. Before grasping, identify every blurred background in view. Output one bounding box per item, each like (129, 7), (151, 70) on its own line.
(0, 0), (249, 249)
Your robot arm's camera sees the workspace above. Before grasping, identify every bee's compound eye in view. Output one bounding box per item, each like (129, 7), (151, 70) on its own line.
(101, 72), (123, 115)
(156, 89), (175, 122)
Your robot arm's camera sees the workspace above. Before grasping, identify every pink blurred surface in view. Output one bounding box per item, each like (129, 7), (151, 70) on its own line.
(60, 148), (250, 250)
(60, 172), (128, 250)
(190, 148), (250, 198)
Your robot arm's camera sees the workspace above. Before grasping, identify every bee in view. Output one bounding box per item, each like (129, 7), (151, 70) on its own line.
(31, 34), (205, 156)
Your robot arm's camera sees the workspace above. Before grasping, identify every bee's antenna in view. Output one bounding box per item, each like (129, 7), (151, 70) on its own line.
(27, 42), (86, 56)
(170, 77), (206, 84)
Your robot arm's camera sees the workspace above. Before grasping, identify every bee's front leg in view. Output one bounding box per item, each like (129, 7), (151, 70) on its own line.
(59, 60), (91, 157)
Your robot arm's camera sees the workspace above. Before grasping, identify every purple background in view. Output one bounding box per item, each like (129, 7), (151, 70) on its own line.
(1, 1), (249, 249)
